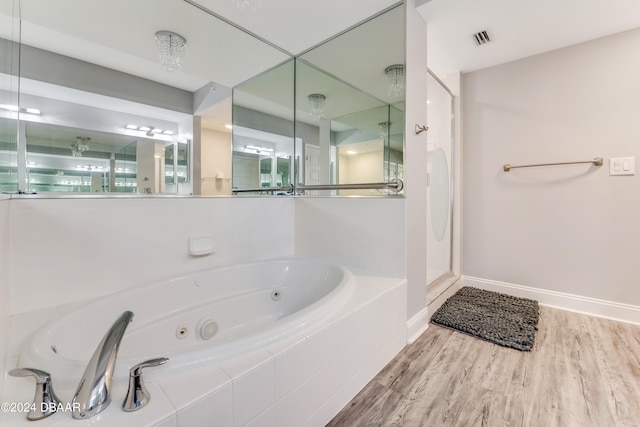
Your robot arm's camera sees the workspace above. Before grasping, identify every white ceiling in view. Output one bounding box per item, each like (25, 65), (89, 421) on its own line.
(5, 0), (640, 136)
(418, 0), (640, 79)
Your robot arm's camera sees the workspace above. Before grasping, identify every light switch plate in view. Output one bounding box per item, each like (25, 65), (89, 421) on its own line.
(609, 157), (635, 176)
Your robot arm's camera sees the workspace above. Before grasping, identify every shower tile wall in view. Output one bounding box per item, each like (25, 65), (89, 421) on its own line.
(8, 197), (295, 315)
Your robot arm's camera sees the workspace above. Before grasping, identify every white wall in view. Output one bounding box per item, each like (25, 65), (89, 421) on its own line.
(8, 197), (295, 315)
(462, 28), (640, 308)
(0, 196), (9, 318)
(295, 198), (405, 278)
(0, 196), (9, 383)
(201, 129), (232, 196)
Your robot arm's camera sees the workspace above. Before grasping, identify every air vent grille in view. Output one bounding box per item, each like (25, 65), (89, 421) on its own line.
(473, 30), (491, 46)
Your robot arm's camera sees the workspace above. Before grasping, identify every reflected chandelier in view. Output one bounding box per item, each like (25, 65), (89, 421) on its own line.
(385, 64), (404, 97)
(155, 31), (187, 72)
(71, 137), (90, 157)
(308, 94), (326, 118)
(233, 0), (261, 12)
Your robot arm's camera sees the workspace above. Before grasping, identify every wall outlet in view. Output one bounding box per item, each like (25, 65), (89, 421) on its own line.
(609, 157), (635, 176)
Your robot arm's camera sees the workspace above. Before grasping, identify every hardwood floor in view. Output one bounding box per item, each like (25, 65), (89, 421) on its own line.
(327, 306), (640, 426)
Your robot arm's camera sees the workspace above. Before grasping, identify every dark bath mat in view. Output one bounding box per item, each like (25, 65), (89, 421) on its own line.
(431, 286), (539, 351)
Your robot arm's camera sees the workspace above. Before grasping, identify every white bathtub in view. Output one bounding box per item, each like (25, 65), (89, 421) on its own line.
(9, 258), (407, 426)
(21, 258), (352, 386)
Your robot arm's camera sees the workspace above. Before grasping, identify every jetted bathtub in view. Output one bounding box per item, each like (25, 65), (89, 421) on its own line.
(21, 258), (353, 388)
(11, 257), (406, 426)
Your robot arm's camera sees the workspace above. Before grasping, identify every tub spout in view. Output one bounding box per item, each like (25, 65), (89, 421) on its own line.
(72, 311), (134, 419)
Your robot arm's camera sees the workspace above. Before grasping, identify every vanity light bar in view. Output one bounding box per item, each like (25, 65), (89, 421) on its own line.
(0, 104), (41, 115)
(246, 145), (274, 153)
(125, 125), (175, 135)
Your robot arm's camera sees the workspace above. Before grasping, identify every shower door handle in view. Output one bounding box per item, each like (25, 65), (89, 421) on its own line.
(415, 124), (428, 135)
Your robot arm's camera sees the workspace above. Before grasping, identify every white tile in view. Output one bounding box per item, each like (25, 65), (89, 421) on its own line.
(245, 405), (275, 427)
(273, 314), (356, 400)
(151, 415), (177, 427)
(158, 364), (231, 411)
(222, 357), (274, 427)
(176, 384), (233, 427)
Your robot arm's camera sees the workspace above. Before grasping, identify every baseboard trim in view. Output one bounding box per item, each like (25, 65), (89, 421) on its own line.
(462, 276), (640, 326)
(406, 307), (430, 344)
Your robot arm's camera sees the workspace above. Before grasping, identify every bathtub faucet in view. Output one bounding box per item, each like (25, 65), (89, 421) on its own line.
(72, 310), (134, 419)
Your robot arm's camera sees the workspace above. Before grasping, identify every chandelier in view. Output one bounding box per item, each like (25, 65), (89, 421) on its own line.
(71, 137), (90, 157)
(155, 31), (187, 72)
(384, 64), (404, 97)
(308, 94), (326, 118)
(233, 0), (261, 12)
(378, 121), (391, 139)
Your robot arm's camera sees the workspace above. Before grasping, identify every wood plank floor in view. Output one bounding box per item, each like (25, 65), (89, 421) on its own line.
(327, 306), (640, 427)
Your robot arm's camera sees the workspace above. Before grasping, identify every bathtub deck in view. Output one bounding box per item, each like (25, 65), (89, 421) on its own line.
(327, 306), (640, 426)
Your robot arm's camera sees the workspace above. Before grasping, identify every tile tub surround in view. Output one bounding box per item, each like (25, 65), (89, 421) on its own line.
(2, 273), (407, 426)
(8, 196), (295, 315)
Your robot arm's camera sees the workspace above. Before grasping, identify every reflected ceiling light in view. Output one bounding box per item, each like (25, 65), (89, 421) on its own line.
(346, 150), (357, 155)
(225, 124), (233, 130)
(233, 0), (261, 12)
(384, 64), (404, 97)
(378, 121), (391, 139)
(0, 104), (41, 115)
(155, 30), (187, 72)
(71, 137), (90, 157)
(126, 124), (138, 130)
(246, 145), (274, 153)
(163, 130), (174, 135)
(139, 126), (151, 132)
(308, 94), (326, 118)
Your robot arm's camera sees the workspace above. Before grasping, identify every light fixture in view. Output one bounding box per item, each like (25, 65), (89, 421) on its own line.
(139, 126), (151, 132)
(155, 30), (187, 72)
(126, 124), (138, 130)
(308, 94), (326, 118)
(378, 121), (391, 139)
(71, 137), (90, 157)
(346, 150), (357, 155)
(246, 145), (274, 154)
(384, 64), (404, 97)
(0, 104), (41, 115)
(233, 0), (261, 12)
(225, 124), (233, 130)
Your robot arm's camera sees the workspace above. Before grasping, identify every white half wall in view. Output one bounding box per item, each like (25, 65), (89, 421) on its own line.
(462, 27), (640, 308)
(295, 197), (405, 278)
(9, 197), (295, 315)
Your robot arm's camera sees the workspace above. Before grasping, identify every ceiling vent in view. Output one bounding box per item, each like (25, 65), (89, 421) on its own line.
(473, 30), (491, 46)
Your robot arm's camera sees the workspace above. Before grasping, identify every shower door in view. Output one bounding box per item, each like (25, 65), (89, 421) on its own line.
(426, 71), (454, 285)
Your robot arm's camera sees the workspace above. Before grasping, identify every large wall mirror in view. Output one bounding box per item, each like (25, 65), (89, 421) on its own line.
(230, 3), (405, 196)
(2, 0), (404, 197)
(0, 0), (290, 195)
(295, 4), (405, 196)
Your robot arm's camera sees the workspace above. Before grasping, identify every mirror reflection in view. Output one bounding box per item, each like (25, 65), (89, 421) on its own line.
(231, 60), (295, 194)
(2, 0), (404, 197)
(294, 4), (405, 195)
(0, 0), (290, 195)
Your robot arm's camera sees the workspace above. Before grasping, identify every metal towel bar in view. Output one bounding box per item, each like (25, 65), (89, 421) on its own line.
(503, 157), (603, 172)
(297, 178), (403, 193)
(232, 184), (293, 194)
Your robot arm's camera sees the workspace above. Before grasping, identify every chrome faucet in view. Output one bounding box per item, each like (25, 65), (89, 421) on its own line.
(72, 311), (134, 419)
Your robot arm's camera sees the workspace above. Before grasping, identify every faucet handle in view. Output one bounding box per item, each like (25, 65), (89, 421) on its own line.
(9, 368), (60, 421)
(122, 357), (168, 412)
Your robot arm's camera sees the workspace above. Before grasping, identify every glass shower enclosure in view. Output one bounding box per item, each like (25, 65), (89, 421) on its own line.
(426, 70), (454, 286)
